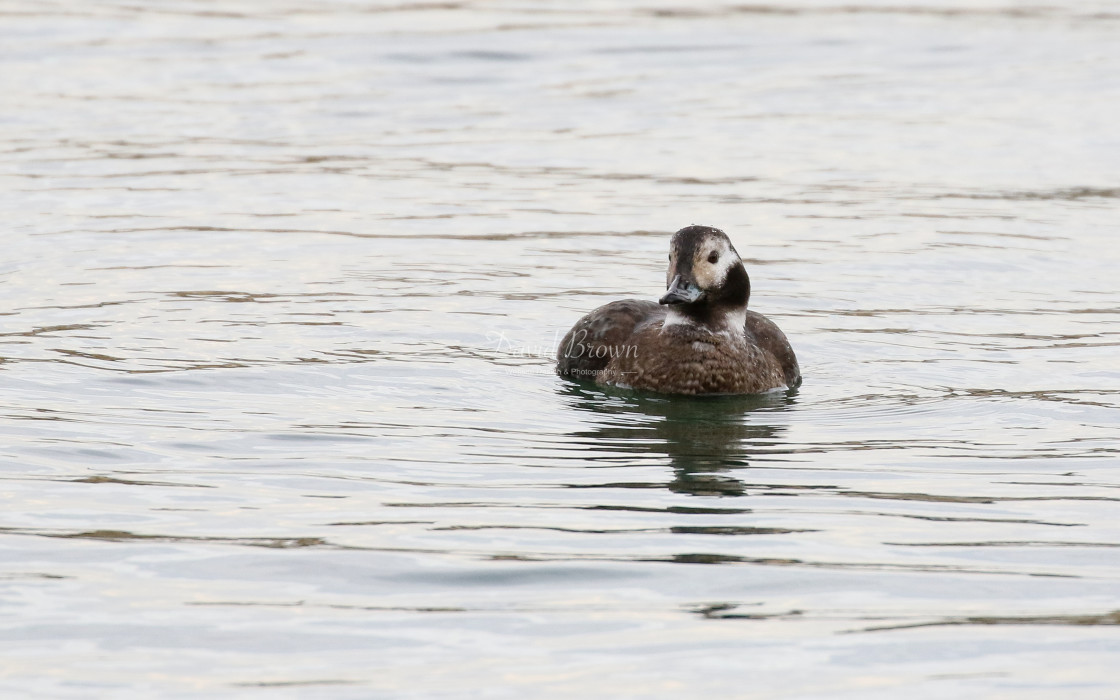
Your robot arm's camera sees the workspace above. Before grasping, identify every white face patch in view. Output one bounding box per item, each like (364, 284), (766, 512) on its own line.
(691, 237), (738, 292)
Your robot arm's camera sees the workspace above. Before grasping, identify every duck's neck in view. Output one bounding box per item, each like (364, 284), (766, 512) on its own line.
(662, 263), (750, 336)
(664, 304), (747, 337)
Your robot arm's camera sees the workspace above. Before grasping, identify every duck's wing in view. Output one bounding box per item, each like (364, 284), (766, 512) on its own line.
(744, 310), (801, 388)
(556, 299), (663, 378)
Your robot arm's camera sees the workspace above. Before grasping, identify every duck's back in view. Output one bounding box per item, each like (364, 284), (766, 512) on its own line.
(556, 299), (664, 380)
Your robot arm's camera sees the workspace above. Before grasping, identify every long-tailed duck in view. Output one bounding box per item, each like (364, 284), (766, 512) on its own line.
(556, 225), (800, 395)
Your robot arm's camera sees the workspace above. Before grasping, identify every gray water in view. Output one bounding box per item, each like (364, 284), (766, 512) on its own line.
(3, 1), (1120, 698)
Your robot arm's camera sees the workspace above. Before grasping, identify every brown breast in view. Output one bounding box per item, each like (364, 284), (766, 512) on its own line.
(597, 321), (786, 395)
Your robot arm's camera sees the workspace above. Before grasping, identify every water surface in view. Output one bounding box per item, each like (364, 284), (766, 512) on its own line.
(2, 1), (1120, 697)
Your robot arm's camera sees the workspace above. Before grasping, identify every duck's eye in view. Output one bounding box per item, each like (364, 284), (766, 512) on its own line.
(707, 251), (719, 264)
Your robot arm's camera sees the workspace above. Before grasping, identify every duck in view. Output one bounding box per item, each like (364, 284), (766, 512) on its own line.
(556, 225), (800, 395)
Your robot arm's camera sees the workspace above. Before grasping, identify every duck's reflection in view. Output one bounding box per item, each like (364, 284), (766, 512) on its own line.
(557, 381), (797, 498)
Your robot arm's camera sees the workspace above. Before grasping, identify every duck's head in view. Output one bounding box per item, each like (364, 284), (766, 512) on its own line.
(659, 226), (750, 318)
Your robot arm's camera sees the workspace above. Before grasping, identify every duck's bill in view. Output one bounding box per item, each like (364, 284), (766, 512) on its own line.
(659, 275), (704, 305)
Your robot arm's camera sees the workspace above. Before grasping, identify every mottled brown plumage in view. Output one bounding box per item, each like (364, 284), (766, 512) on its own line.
(556, 226), (800, 395)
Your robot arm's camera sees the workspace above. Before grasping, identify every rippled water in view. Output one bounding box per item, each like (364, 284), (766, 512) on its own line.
(3, 1), (1120, 697)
